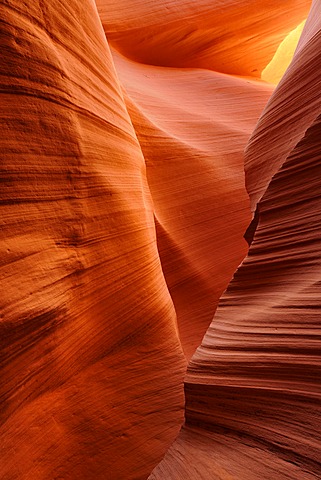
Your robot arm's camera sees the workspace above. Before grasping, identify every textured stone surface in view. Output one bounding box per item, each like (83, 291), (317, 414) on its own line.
(1, 0), (318, 479)
(111, 51), (272, 358)
(0, 2), (185, 479)
(151, 1), (321, 479)
(96, 0), (310, 76)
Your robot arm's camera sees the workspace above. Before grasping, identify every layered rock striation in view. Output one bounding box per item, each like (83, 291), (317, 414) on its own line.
(1, 0), (318, 479)
(0, 2), (185, 478)
(151, 0), (321, 478)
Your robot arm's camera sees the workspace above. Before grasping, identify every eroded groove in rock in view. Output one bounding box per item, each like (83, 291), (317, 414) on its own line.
(151, 108), (321, 480)
(0, 2), (186, 479)
(110, 52), (273, 358)
(150, 2), (321, 479)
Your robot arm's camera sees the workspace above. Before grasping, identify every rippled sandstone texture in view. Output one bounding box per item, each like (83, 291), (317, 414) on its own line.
(0, 0), (317, 479)
(151, 0), (321, 479)
(0, 2), (186, 479)
(95, 0), (311, 358)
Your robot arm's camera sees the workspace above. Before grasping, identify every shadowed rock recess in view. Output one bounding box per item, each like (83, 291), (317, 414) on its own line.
(1, 0), (320, 479)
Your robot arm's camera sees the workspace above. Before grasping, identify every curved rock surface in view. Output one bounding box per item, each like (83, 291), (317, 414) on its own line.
(1, 0), (318, 479)
(151, 0), (321, 478)
(0, 2), (185, 479)
(97, 0), (310, 76)
(112, 51), (272, 357)
(245, 0), (321, 210)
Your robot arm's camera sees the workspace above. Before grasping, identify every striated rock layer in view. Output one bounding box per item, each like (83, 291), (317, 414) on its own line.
(1, 0), (318, 478)
(151, 0), (321, 479)
(0, 2), (186, 479)
(96, 0), (310, 76)
(111, 51), (272, 358)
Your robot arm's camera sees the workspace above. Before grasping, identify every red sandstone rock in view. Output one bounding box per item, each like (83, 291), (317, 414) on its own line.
(111, 51), (272, 358)
(1, 0), (317, 479)
(151, 1), (321, 479)
(0, 2), (185, 479)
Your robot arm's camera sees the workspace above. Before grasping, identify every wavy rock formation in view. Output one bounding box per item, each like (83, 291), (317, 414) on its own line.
(1, 0), (318, 479)
(151, 1), (321, 479)
(0, 2), (185, 479)
(95, 0), (310, 357)
(96, 0), (310, 76)
(245, 1), (321, 210)
(111, 51), (272, 358)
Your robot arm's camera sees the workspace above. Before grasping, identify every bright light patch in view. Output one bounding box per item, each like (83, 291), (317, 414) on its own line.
(261, 20), (306, 85)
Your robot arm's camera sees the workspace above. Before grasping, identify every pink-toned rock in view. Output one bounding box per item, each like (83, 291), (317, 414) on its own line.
(112, 51), (272, 358)
(151, 1), (321, 479)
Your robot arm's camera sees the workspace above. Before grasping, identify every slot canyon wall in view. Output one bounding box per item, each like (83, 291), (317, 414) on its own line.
(1, 0), (320, 479)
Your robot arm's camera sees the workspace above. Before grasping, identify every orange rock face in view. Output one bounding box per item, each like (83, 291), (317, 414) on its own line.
(0, 2), (185, 479)
(151, 1), (321, 479)
(111, 51), (272, 358)
(96, 0), (310, 76)
(1, 0), (318, 479)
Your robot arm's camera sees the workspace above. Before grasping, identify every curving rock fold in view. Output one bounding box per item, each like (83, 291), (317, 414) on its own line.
(97, 0), (310, 76)
(0, 2), (185, 479)
(111, 51), (272, 357)
(151, 1), (321, 478)
(1, 0), (319, 479)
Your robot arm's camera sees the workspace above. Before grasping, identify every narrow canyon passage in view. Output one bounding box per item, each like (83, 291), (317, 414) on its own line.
(1, 1), (320, 479)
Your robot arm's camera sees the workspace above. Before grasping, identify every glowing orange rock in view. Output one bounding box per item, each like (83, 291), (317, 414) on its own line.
(0, 2), (185, 479)
(96, 0), (310, 76)
(151, 1), (321, 479)
(112, 51), (272, 358)
(1, 0), (317, 478)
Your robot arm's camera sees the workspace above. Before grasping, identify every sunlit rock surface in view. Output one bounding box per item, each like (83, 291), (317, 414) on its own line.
(111, 51), (272, 358)
(96, 0), (309, 76)
(261, 20), (306, 85)
(151, 1), (321, 479)
(1, 0), (318, 479)
(0, 2), (185, 479)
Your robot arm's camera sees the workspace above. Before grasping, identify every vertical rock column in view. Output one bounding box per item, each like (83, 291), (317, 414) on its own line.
(0, 1), (185, 479)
